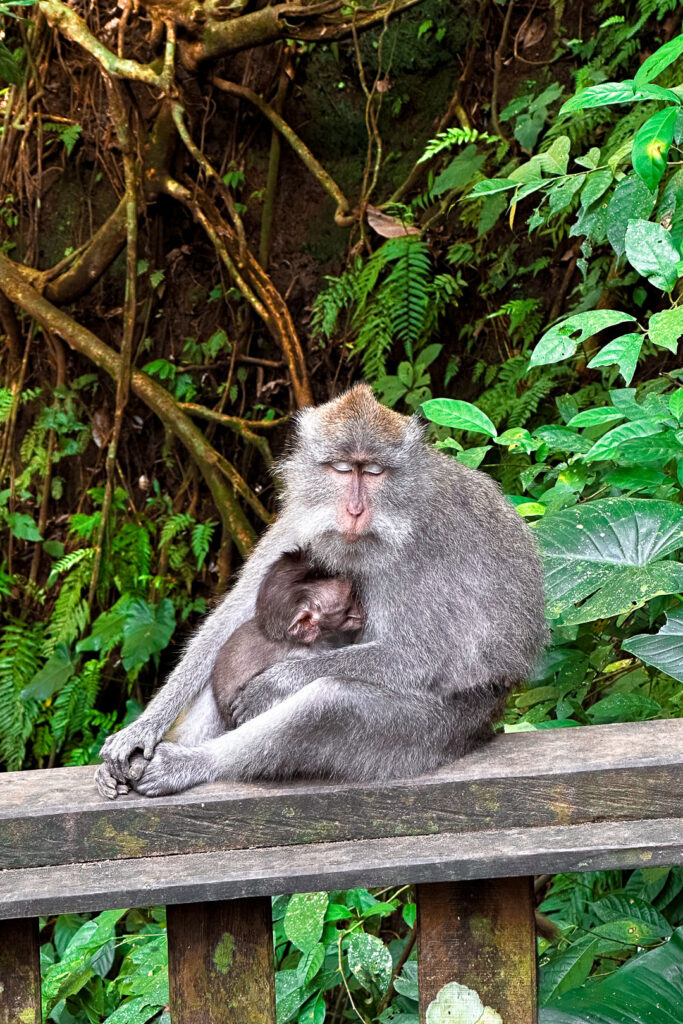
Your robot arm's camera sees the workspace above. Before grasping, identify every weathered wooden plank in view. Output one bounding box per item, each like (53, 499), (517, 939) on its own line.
(0, 917), (41, 1024)
(1, 721), (681, 870)
(167, 898), (276, 1024)
(1, 816), (681, 919)
(417, 879), (536, 1024)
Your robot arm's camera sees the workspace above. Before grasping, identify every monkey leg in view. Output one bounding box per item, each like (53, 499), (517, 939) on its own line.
(166, 685), (228, 745)
(133, 678), (455, 796)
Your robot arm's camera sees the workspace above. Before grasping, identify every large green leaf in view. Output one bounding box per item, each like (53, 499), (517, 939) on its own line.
(586, 333), (643, 385)
(634, 37), (683, 87)
(432, 146), (486, 196)
(560, 82), (649, 112)
(346, 932), (393, 994)
(560, 562), (683, 625)
(283, 892), (328, 953)
(121, 598), (175, 671)
(648, 307), (683, 353)
(469, 178), (518, 197)
(535, 498), (683, 623)
(582, 417), (663, 462)
(540, 937), (599, 1006)
(624, 219), (680, 292)
(623, 606), (683, 683)
(632, 107), (678, 190)
(421, 399), (497, 437)
(606, 174), (656, 258)
(529, 311), (637, 368)
(21, 642), (76, 701)
(540, 925), (683, 1023)
(0, 39), (22, 85)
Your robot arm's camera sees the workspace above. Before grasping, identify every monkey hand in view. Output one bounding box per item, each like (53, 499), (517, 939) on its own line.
(230, 662), (303, 725)
(95, 753), (150, 800)
(99, 718), (166, 782)
(95, 762), (131, 800)
(132, 742), (214, 797)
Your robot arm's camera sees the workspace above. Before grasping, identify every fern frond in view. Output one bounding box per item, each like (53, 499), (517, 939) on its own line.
(383, 239), (432, 348)
(51, 659), (102, 749)
(0, 620), (43, 769)
(418, 127), (498, 164)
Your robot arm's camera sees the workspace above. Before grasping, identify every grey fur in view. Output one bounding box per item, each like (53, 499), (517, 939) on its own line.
(211, 550), (363, 727)
(96, 385), (547, 800)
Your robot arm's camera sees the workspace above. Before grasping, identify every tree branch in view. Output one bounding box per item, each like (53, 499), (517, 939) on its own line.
(0, 253), (261, 557)
(212, 76), (353, 227)
(180, 0), (423, 65)
(38, 0), (174, 87)
(162, 175), (313, 407)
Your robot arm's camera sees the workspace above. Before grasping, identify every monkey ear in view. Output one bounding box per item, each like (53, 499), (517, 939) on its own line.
(288, 607), (320, 644)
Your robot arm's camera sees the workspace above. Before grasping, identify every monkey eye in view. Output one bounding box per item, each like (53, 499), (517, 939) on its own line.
(362, 463), (384, 475)
(330, 461), (353, 473)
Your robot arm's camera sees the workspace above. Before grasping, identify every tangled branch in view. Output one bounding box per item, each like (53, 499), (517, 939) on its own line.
(0, 253), (263, 556)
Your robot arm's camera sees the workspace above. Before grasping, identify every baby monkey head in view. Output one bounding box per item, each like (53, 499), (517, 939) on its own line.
(255, 549), (364, 645)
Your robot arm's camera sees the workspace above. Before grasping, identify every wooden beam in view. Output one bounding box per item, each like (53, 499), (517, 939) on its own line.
(417, 879), (537, 1024)
(1, 721), (681, 871)
(0, 917), (41, 1024)
(167, 898), (276, 1023)
(1, 816), (681, 919)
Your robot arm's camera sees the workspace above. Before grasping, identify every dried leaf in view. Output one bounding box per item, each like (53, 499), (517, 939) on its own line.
(366, 206), (420, 238)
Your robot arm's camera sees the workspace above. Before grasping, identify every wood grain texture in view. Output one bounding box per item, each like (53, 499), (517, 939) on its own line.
(0, 917), (41, 1024)
(167, 899), (276, 1024)
(1, 720), (681, 871)
(417, 879), (537, 1024)
(1, 817), (681, 919)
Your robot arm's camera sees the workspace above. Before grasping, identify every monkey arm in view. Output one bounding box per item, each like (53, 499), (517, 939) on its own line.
(229, 633), (432, 726)
(99, 521), (295, 783)
(133, 676), (452, 796)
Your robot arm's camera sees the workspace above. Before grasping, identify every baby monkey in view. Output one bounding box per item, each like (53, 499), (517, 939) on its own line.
(211, 549), (364, 727)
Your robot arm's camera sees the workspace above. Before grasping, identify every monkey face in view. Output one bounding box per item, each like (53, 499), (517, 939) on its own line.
(287, 578), (364, 643)
(277, 384), (425, 554)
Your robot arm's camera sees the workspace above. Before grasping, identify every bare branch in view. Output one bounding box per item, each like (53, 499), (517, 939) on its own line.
(212, 77), (353, 228)
(0, 253), (261, 556)
(38, 0), (174, 87)
(180, 0), (423, 65)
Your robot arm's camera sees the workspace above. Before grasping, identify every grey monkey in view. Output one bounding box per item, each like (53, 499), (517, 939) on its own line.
(210, 548), (364, 727)
(96, 383), (547, 799)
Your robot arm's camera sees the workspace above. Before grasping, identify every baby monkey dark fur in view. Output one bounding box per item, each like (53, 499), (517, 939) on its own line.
(211, 550), (363, 727)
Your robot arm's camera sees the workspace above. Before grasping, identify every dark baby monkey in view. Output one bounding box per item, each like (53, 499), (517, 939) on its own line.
(210, 549), (364, 727)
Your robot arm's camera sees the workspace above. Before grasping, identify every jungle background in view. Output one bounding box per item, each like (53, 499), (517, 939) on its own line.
(1, 0), (683, 1020)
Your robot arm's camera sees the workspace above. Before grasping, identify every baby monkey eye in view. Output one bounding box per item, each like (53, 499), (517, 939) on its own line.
(363, 463), (384, 475)
(330, 461), (353, 473)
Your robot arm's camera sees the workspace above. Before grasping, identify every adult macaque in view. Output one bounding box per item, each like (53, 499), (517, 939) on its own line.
(96, 384), (546, 799)
(210, 549), (364, 727)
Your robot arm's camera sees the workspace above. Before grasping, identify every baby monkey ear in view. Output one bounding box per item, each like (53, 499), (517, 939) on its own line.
(288, 606), (321, 644)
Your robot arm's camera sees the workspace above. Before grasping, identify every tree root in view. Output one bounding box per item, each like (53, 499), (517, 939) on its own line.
(162, 175), (313, 407)
(0, 253), (261, 557)
(212, 77), (353, 228)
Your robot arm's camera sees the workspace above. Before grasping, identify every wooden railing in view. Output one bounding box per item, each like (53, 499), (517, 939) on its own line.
(1, 719), (682, 1023)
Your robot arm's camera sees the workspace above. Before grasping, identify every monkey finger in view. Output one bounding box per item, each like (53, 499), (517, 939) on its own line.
(95, 764), (119, 800)
(143, 742), (156, 760)
(128, 754), (147, 781)
(116, 783), (130, 795)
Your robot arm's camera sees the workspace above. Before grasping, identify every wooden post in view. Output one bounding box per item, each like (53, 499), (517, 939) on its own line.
(0, 917), (42, 1024)
(417, 878), (537, 1024)
(167, 897), (276, 1024)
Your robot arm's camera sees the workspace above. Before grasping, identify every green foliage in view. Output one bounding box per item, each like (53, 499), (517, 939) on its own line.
(6, 3), (683, 1022)
(538, 875), (683, 1022)
(312, 237), (460, 378)
(40, 909), (168, 1023)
